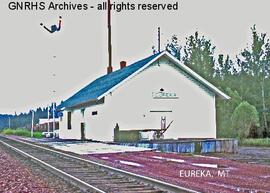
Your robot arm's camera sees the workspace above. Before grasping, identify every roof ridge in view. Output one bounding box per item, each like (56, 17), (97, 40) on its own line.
(58, 51), (229, 110)
(58, 52), (163, 109)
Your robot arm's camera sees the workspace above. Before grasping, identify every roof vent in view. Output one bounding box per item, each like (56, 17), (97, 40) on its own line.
(120, 61), (127, 69)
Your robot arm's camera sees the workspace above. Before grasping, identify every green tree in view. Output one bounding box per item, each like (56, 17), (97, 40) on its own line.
(183, 31), (216, 81)
(216, 88), (242, 138)
(216, 54), (234, 79)
(214, 54), (237, 92)
(166, 35), (181, 60)
(231, 101), (260, 140)
(237, 25), (270, 135)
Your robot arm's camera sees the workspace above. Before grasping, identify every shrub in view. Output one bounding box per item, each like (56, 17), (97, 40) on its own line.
(33, 132), (43, 138)
(1, 128), (43, 138)
(231, 101), (260, 140)
(2, 128), (15, 135)
(14, 128), (31, 137)
(240, 138), (270, 147)
(216, 88), (242, 138)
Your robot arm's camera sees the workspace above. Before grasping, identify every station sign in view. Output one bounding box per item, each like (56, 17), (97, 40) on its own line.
(152, 91), (179, 99)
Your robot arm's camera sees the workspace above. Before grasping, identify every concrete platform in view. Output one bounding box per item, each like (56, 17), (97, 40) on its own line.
(11, 135), (237, 154)
(42, 141), (151, 155)
(119, 138), (238, 153)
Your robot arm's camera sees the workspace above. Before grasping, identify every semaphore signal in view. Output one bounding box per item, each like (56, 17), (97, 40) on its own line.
(40, 16), (62, 34)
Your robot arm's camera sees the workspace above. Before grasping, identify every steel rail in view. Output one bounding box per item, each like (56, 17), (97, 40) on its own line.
(0, 136), (199, 193)
(0, 139), (105, 193)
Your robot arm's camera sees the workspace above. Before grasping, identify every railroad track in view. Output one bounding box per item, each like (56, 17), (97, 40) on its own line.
(0, 136), (198, 193)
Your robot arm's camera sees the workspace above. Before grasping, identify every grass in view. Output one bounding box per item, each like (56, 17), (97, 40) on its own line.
(1, 128), (43, 139)
(240, 138), (270, 147)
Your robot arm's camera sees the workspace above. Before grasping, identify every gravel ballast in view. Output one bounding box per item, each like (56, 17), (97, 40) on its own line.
(0, 143), (82, 193)
(84, 151), (270, 193)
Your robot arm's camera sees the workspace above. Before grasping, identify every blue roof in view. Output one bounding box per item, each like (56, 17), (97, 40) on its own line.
(59, 52), (162, 109)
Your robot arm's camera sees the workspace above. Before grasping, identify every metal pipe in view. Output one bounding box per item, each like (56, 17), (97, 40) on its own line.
(107, 0), (113, 74)
(158, 27), (161, 52)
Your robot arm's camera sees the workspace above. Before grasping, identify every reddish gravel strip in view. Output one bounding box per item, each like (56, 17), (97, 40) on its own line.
(0, 147), (55, 193)
(84, 151), (270, 193)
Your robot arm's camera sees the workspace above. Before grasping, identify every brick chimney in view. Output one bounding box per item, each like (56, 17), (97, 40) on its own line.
(120, 61), (127, 69)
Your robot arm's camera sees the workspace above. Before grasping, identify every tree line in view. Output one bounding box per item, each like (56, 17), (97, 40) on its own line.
(0, 103), (59, 130)
(166, 25), (270, 139)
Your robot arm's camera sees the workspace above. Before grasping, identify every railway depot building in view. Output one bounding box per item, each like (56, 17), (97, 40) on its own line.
(58, 52), (230, 142)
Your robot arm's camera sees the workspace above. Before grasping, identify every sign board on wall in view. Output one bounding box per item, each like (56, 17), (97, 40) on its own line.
(152, 91), (179, 99)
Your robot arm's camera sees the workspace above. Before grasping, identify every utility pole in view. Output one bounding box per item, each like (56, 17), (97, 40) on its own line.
(158, 27), (161, 53)
(8, 117), (10, 128)
(47, 105), (50, 133)
(52, 102), (56, 136)
(52, 63), (56, 137)
(31, 110), (34, 138)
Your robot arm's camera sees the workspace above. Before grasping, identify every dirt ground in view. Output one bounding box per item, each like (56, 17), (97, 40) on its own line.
(84, 147), (270, 193)
(214, 146), (270, 166)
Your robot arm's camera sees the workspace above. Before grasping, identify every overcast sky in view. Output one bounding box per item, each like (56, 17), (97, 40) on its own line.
(0, 0), (270, 114)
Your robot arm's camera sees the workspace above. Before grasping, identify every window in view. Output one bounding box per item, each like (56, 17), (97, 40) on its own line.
(67, 112), (72, 130)
(81, 109), (85, 117)
(92, 111), (98, 116)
